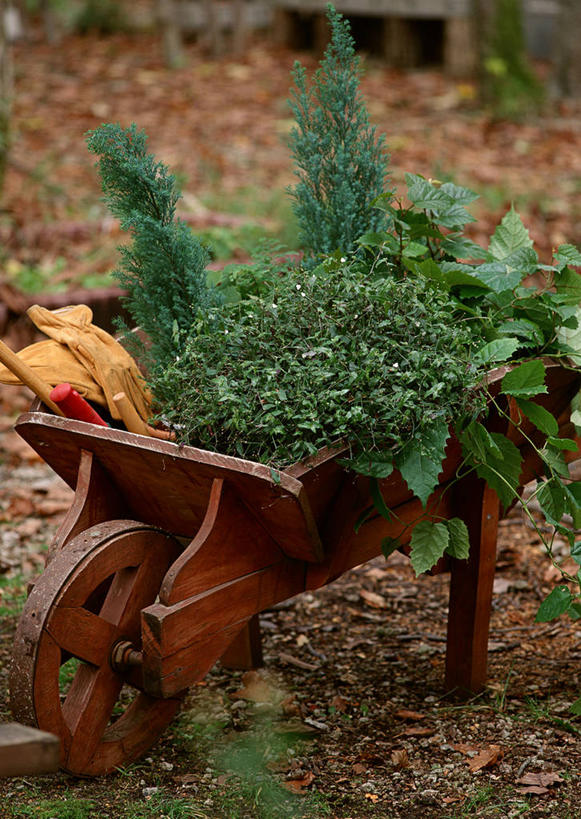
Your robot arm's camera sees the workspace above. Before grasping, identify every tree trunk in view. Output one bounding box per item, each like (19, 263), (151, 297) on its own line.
(553, 0), (581, 97)
(470, 0), (496, 100)
(156, 0), (185, 69)
(0, 1), (14, 198)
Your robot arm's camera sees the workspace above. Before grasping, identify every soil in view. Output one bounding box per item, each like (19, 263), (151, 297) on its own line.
(0, 21), (580, 819)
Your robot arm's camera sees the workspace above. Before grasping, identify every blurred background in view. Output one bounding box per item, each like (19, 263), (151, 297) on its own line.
(0, 0), (580, 345)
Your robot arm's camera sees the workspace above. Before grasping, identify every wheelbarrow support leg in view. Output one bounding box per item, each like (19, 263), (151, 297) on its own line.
(445, 477), (500, 694)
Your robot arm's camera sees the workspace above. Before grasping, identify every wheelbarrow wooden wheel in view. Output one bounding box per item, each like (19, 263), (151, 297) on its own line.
(10, 520), (184, 776)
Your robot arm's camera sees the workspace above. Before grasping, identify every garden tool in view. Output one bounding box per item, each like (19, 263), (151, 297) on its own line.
(24, 304), (152, 423)
(0, 337), (64, 416)
(50, 383), (108, 426)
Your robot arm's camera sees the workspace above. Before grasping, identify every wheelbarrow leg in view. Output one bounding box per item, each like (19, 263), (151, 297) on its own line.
(445, 477), (500, 694)
(220, 614), (263, 670)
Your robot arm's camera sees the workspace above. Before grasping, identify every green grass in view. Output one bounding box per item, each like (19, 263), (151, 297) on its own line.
(0, 573), (27, 618)
(9, 797), (96, 819)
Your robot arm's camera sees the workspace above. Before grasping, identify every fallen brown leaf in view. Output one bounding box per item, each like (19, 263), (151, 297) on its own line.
(283, 771), (315, 793)
(394, 709), (426, 721)
(365, 793), (380, 802)
(360, 589), (387, 608)
(402, 725), (435, 737)
(352, 762), (367, 775)
(467, 745), (503, 772)
(330, 695), (349, 713)
(516, 771), (564, 795)
(391, 748), (409, 769)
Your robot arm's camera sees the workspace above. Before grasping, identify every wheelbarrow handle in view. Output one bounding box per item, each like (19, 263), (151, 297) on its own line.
(0, 337), (65, 417)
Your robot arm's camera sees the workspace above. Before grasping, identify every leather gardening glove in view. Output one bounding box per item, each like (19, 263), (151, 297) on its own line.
(0, 337), (107, 404)
(25, 304), (153, 422)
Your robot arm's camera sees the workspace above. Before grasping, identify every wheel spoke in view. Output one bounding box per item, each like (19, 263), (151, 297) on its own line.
(62, 662), (123, 770)
(46, 606), (118, 667)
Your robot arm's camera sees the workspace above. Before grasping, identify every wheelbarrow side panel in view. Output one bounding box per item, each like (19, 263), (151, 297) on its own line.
(14, 412), (323, 563)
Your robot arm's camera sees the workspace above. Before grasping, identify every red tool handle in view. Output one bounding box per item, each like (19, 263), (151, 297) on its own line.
(50, 383), (108, 427)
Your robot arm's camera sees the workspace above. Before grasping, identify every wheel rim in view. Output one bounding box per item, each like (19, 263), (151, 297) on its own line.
(11, 520), (184, 775)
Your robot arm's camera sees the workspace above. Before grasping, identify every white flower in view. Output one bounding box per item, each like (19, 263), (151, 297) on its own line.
(393, 362), (399, 368)
(296, 284), (302, 290)
(341, 257), (346, 263)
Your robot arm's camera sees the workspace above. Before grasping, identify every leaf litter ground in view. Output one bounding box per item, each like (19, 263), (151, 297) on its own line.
(1, 25), (581, 819)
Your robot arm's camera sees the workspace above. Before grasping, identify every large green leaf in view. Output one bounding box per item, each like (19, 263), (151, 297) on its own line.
(469, 262), (522, 293)
(554, 243), (581, 270)
(501, 360), (547, 398)
(473, 338), (520, 366)
(462, 430), (522, 511)
(410, 519), (449, 575)
(489, 207), (534, 261)
(396, 420), (450, 507)
(446, 518), (470, 560)
(537, 478), (567, 525)
(535, 585), (573, 622)
(554, 266), (581, 305)
(540, 445), (570, 478)
(515, 398), (558, 437)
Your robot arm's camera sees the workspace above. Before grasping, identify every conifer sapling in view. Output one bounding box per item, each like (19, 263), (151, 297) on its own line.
(288, 4), (390, 264)
(86, 123), (212, 372)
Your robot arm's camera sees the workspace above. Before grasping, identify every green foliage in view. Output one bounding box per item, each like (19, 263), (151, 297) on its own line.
(483, 0), (544, 119)
(10, 797), (95, 819)
(151, 262), (481, 469)
(287, 4), (389, 264)
(75, 0), (128, 35)
(86, 123), (213, 372)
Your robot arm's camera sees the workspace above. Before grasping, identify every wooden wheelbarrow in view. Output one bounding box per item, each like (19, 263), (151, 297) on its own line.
(9, 362), (581, 776)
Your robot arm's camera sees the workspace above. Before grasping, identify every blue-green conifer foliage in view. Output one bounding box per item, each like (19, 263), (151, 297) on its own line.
(86, 123), (212, 370)
(288, 5), (390, 263)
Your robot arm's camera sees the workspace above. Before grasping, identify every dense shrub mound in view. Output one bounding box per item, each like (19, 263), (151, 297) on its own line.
(151, 261), (482, 467)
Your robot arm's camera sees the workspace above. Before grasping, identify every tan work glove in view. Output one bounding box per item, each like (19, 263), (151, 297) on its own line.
(24, 304), (152, 422)
(0, 337), (107, 405)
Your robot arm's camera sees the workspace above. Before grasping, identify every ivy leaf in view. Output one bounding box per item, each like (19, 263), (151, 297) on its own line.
(440, 181), (479, 206)
(571, 540), (581, 565)
(340, 452), (394, 479)
(537, 478), (567, 525)
(489, 206), (534, 261)
(565, 483), (581, 530)
(571, 697), (581, 716)
(546, 436), (578, 452)
(462, 431), (522, 512)
(501, 360), (547, 398)
(370, 478), (392, 522)
(535, 586), (573, 622)
(469, 261), (522, 293)
(554, 243), (581, 270)
(515, 398), (559, 437)
(381, 536), (400, 559)
(473, 337), (520, 366)
(410, 519), (449, 575)
(396, 420), (450, 507)
(497, 318), (543, 346)
(554, 266), (581, 305)
(446, 518), (470, 560)
(540, 445), (570, 478)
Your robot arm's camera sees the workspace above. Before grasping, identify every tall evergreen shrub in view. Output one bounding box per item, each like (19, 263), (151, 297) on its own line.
(288, 4), (390, 264)
(86, 123), (212, 371)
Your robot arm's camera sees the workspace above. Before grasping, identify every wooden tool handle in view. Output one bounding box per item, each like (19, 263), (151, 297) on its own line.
(0, 338), (65, 416)
(113, 391), (174, 439)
